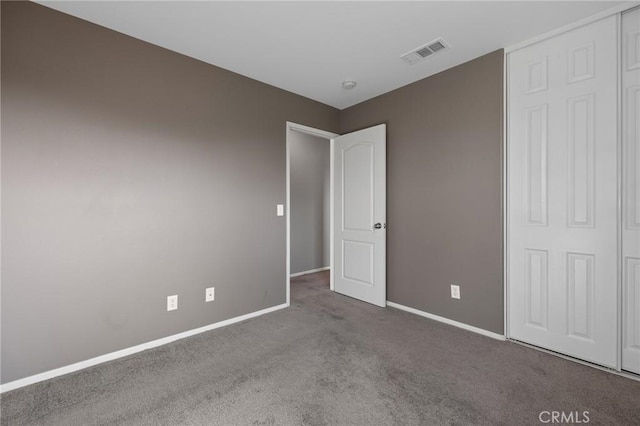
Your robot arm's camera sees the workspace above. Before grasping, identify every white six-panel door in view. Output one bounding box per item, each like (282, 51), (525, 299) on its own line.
(622, 7), (640, 375)
(508, 16), (619, 368)
(333, 125), (386, 307)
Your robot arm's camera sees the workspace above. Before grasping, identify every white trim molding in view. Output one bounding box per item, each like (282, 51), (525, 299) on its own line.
(505, 2), (640, 53)
(290, 266), (330, 278)
(511, 340), (640, 383)
(286, 122), (338, 140)
(285, 122), (338, 305)
(0, 303), (289, 393)
(387, 301), (506, 341)
(503, 49), (509, 340)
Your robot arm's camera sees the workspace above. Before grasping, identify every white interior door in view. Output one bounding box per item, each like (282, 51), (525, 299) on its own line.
(333, 124), (386, 307)
(622, 7), (640, 375)
(508, 16), (618, 368)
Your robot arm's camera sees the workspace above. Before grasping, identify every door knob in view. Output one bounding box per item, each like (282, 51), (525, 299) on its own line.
(374, 223), (383, 229)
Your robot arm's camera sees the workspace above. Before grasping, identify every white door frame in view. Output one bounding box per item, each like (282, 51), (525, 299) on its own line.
(286, 122), (338, 306)
(503, 2), (633, 371)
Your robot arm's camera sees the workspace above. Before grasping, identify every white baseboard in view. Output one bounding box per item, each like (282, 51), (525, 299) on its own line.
(386, 301), (506, 341)
(290, 266), (329, 278)
(0, 302), (289, 393)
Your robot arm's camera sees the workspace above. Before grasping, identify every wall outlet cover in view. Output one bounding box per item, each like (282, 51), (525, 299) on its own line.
(451, 285), (460, 299)
(206, 287), (215, 302)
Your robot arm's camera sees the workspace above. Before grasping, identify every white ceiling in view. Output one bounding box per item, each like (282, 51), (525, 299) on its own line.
(39, 1), (626, 109)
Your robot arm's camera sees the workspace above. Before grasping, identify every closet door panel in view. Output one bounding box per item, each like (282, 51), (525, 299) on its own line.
(508, 16), (618, 368)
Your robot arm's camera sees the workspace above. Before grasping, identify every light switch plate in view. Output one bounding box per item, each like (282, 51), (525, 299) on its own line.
(277, 204), (284, 216)
(167, 295), (178, 311)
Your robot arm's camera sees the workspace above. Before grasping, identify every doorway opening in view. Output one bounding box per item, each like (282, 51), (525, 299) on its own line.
(286, 122), (388, 307)
(286, 122), (337, 305)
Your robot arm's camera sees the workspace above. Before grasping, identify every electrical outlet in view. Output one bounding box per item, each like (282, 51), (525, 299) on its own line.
(451, 285), (460, 300)
(167, 295), (178, 311)
(206, 287), (215, 302)
(277, 204), (284, 217)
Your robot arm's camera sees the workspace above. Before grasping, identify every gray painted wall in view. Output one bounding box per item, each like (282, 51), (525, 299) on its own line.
(290, 132), (330, 275)
(340, 50), (504, 334)
(2, 1), (506, 385)
(0, 2), (339, 384)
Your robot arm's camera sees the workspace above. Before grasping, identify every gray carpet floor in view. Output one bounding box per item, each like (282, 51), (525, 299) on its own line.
(1, 271), (639, 425)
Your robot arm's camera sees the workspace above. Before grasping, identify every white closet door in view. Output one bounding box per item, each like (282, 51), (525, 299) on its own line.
(622, 7), (640, 375)
(508, 16), (618, 367)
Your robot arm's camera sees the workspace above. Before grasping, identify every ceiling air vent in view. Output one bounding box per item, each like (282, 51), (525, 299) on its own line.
(428, 40), (446, 52)
(415, 46), (433, 58)
(401, 37), (449, 65)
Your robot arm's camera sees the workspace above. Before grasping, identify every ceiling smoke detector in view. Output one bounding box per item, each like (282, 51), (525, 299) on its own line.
(401, 37), (449, 65)
(342, 80), (357, 90)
